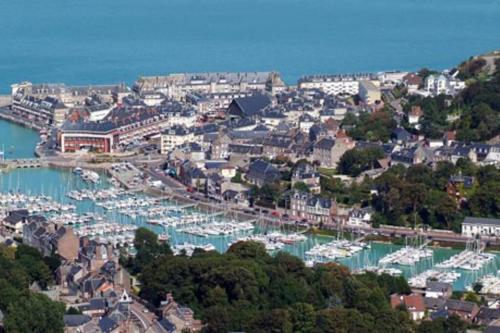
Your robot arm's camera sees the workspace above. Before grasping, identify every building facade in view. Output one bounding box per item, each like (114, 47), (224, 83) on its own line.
(290, 192), (337, 225)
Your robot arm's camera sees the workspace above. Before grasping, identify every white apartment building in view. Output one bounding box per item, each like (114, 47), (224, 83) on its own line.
(425, 74), (466, 96)
(298, 73), (379, 96)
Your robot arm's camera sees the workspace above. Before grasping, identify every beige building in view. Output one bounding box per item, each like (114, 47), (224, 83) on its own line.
(358, 80), (381, 104)
(161, 126), (195, 154)
(312, 134), (355, 168)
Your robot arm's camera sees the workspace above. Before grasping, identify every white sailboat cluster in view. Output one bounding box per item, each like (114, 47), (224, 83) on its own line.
(435, 241), (495, 271)
(178, 221), (254, 237)
(49, 212), (104, 225)
(378, 246), (433, 266)
(468, 273), (500, 294)
(67, 187), (126, 201)
(0, 192), (75, 213)
(147, 212), (220, 227)
(231, 232), (308, 252)
(408, 270), (461, 288)
(305, 239), (369, 263)
(378, 236), (433, 266)
(74, 168), (100, 184)
(358, 267), (403, 277)
(74, 222), (137, 247)
(172, 242), (216, 256)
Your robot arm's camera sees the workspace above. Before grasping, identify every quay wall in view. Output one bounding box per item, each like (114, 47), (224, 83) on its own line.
(0, 107), (43, 132)
(0, 95), (11, 107)
(143, 186), (258, 222)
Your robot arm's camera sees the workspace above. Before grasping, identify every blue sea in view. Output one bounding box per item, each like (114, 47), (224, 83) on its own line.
(0, 0), (499, 93)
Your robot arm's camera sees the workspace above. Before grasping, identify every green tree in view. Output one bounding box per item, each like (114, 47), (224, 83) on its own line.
(66, 306), (82, 315)
(444, 314), (467, 333)
(417, 318), (445, 333)
(290, 303), (315, 333)
(231, 171), (243, 183)
(337, 147), (384, 177)
(4, 293), (65, 333)
(252, 308), (293, 333)
(132, 227), (172, 273)
(227, 241), (269, 261)
(293, 181), (310, 193)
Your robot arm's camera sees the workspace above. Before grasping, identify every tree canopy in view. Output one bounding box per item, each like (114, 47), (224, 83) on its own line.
(338, 146), (385, 177)
(0, 244), (65, 333)
(134, 239), (419, 333)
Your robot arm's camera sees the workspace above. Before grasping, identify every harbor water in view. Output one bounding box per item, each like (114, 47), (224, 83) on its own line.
(1, 120), (499, 290)
(0, 119), (40, 159)
(1, 0), (500, 92)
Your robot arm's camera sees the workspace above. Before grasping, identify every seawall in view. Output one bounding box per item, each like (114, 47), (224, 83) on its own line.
(0, 95), (11, 107)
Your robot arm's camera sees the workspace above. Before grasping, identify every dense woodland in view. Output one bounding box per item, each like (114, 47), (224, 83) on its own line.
(343, 58), (499, 143)
(0, 244), (65, 333)
(404, 58), (500, 141)
(126, 228), (469, 333)
(321, 161), (500, 232)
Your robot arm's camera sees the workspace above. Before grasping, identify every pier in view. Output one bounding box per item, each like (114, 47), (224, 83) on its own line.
(354, 235), (366, 243)
(205, 211), (226, 218)
(418, 238), (432, 250)
(178, 203), (196, 210)
(0, 158), (47, 169)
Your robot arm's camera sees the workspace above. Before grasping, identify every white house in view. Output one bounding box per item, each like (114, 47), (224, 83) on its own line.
(461, 217), (500, 237)
(482, 145), (500, 166)
(347, 208), (372, 228)
(408, 106), (423, 125)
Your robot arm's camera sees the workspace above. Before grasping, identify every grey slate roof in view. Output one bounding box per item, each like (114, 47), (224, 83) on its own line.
(424, 297), (446, 310)
(228, 93), (272, 118)
(426, 281), (452, 293)
(477, 308), (500, 322)
(391, 127), (412, 142)
(228, 144), (263, 155)
(314, 138), (335, 150)
(89, 298), (107, 310)
(63, 314), (92, 327)
(247, 160), (281, 183)
(159, 318), (176, 333)
(485, 326), (500, 333)
(463, 217), (500, 226)
(99, 316), (118, 333)
(444, 299), (477, 313)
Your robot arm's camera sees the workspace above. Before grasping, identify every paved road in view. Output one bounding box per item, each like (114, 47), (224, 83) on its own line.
(142, 164), (500, 246)
(130, 302), (165, 333)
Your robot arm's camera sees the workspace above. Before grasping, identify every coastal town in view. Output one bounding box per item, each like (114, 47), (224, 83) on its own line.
(0, 51), (499, 333)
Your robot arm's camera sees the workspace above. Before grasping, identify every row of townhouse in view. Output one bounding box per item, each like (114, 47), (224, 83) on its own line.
(133, 71), (285, 100)
(10, 81), (129, 127)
